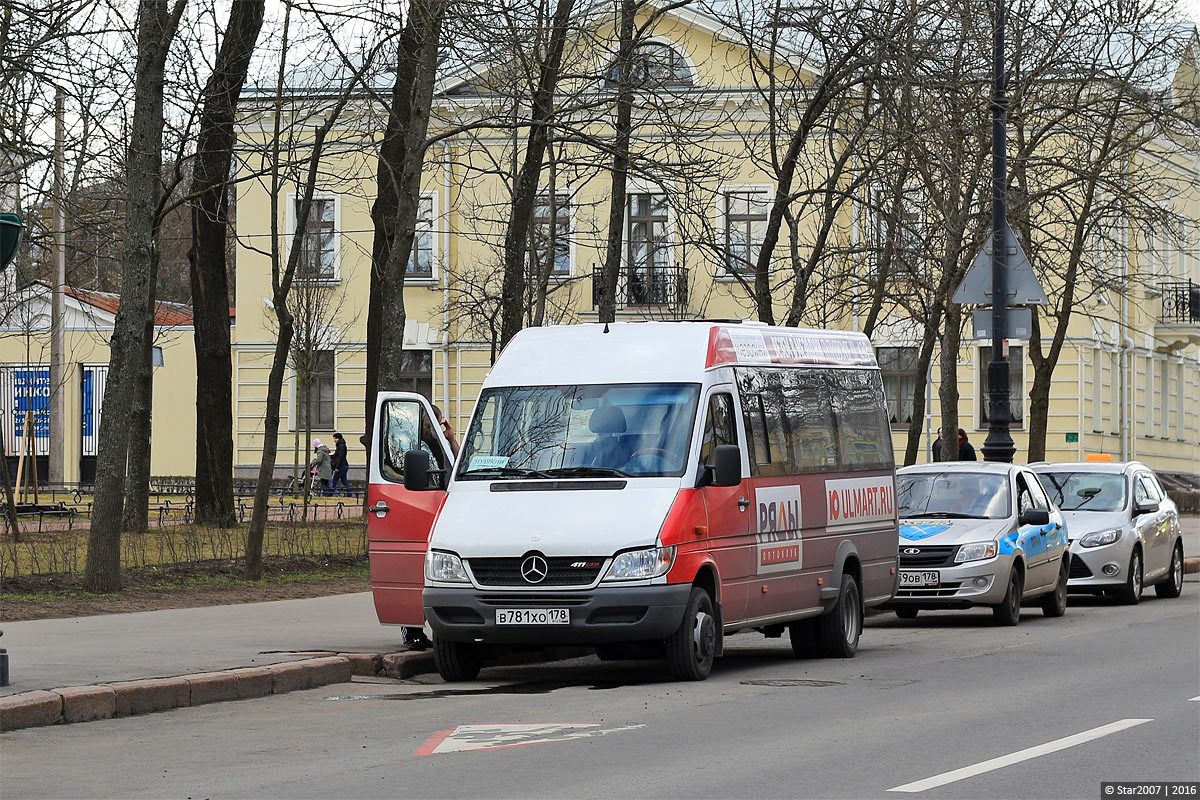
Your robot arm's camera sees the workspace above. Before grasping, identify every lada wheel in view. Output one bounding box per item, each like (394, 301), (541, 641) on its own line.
(1115, 548), (1142, 605)
(895, 608), (919, 620)
(814, 574), (861, 658)
(993, 567), (1023, 626)
(1040, 559), (1068, 618)
(433, 635), (483, 681)
(1155, 543), (1184, 599)
(666, 587), (716, 681)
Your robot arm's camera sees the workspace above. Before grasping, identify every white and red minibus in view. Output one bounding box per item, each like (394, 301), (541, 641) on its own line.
(367, 322), (898, 681)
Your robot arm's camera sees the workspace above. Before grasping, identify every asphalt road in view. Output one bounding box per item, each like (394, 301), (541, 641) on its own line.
(5, 582), (1198, 800)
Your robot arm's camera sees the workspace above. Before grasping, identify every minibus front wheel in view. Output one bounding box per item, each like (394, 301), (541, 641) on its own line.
(665, 587), (716, 681)
(433, 635), (483, 681)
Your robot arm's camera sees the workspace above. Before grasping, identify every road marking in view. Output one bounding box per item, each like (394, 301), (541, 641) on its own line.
(1189, 696), (1199, 702)
(887, 718), (1153, 793)
(414, 722), (644, 756)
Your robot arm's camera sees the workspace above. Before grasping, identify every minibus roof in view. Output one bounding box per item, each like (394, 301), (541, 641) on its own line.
(485, 322), (877, 387)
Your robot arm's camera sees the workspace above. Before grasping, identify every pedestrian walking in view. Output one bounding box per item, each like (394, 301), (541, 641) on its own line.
(309, 438), (333, 496)
(330, 432), (351, 496)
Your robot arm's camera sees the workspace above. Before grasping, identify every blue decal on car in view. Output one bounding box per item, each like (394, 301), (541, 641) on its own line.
(900, 522), (951, 541)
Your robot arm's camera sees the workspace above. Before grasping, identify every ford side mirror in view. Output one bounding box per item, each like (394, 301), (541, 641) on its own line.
(1134, 500), (1159, 516)
(403, 450), (445, 491)
(711, 444), (742, 487)
(1019, 509), (1050, 527)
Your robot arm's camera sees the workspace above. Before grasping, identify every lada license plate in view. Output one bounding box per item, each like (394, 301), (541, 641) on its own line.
(899, 570), (940, 588)
(495, 608), (570, 625)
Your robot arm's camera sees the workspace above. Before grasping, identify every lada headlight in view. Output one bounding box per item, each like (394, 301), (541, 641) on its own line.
(954, 542), (998, 563)
(602, 546), (675, 581)
(1079, 528), (1121, 548)
(425, 550), (469, 583)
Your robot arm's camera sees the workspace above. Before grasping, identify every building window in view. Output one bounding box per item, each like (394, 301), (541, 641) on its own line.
(397, 349), (433, 399)
(531, 193), (570, 276)
(408, 195), (434, 278)
(723, 189), (768, 275)
(626, 193), (671, 303)
(296, 197), (337, 280)
(978, 346), (1023, 428)
(877, 346), (920, 429)
(872, 188), (924, 283)
(299, 350), (335, 430)
(607, 42), (694, 88)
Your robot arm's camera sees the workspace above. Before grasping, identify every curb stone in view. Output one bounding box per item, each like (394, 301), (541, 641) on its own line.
(1184, 557), (1199, 574)
(55, 685), (116, 724)
(0, 690), (62, 731)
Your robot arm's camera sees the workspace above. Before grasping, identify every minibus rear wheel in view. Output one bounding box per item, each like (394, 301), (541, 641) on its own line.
(814, 573), (862, 658)
(665, 587), (716, 681)
(433, 635), (483, 681)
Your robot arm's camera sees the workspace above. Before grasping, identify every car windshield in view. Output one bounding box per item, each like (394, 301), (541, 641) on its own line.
(896, 472), (1011, 519)
(1038, 471), (1126, 512)
(456, 383), (701, 479)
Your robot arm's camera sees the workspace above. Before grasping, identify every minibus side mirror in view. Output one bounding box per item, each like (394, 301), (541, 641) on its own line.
(403, 450), (445, 491)
(711, 444), (742, 488)
(1018, 509), (1050, 527)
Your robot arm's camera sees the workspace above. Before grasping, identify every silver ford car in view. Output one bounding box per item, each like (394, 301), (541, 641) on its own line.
(888, 462), (1070, 626)
(1031, 461), (1185, 604)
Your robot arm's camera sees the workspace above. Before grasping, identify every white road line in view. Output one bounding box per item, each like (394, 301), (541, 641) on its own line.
(1189, 696), (1199, 702)
(887, 718), (1153, 794)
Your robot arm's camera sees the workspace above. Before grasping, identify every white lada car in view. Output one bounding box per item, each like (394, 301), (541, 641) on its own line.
(1031, 461), (1184, 604)
(889, 463), (1070, 626)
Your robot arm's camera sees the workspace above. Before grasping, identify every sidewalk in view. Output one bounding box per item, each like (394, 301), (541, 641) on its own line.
(1, 592), (402, 697)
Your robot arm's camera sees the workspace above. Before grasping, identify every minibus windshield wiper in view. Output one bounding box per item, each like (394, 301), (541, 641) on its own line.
(459, 466), (552, 479)
(541, 466), (631, 478)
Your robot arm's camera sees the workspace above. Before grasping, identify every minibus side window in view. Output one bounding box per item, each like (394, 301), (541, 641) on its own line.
(828, 369), (894, 471)
(783, 368), (838, 473)
(699, 393), (736, 466)
(379, 400), (447, 484)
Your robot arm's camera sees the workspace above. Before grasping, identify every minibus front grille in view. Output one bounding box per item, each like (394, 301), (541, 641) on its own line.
(476, 594), (593, 606)
(468, 557), (606, 587)
(898, 545), (958, 568)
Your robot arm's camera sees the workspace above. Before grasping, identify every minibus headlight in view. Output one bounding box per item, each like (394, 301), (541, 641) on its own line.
(1079, 528), (1121, 548)
(602, 546), (676, 581)
(954, 542), (997, 563)
(425, 550), (469, 583)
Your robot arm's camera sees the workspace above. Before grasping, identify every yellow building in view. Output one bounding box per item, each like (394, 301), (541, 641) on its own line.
(0, 280), (198, 485)
(231, 8), (1199, 481)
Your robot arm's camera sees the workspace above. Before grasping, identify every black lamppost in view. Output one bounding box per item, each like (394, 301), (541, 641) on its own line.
(981, 0), (1017, 463)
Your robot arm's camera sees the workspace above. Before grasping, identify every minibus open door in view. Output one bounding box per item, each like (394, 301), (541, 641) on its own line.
(367, 392), (456, 626)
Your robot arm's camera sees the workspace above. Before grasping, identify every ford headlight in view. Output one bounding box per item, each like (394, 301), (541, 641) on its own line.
(602, 546), (675, 581)
(1079, 528), (1121, 548)
(954, 542), (997, 563)
(425, 550), (469, 583)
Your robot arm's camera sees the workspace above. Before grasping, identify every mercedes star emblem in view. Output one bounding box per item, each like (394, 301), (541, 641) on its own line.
(520, 555), (548, 584)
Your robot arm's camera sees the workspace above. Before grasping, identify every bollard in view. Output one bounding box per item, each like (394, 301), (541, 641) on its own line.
(0, 630), (7, 687)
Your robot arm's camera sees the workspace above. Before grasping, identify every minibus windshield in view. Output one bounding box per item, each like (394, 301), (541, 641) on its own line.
(1038, 471), (1126, 512)
(456, 383), (701, 479)
(896, 472), (1011, 519)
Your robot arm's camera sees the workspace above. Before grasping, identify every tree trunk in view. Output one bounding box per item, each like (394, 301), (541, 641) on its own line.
(189, 0), (266, 528)
(597, 0), (636, 324)
(366, 0), (448, 434)
(84, 0), (185, 593)
(902, 319), (940, 466)
(497, 0), (577, 349)
(938, 302), (962, 462)
(376, 0), (448, 393)
(122, 334), (154, 533)
(245, 315), (292, 579)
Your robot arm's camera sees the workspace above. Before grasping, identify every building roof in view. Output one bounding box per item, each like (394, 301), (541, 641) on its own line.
(32, 280), (194, 327)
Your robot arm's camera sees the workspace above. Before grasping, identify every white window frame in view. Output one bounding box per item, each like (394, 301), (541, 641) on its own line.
(716, 184), (772, 280)
(286, 192), (342, 283)
(406, 191), (440, 283)
(531, 189), (576, 278)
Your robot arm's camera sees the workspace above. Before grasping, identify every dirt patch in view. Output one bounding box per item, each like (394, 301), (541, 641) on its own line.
(0, 556), (369, 621)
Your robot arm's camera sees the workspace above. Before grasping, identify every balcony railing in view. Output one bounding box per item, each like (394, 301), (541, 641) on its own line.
(1159, 280), (1199, 324)
(592, 265), (688, 309)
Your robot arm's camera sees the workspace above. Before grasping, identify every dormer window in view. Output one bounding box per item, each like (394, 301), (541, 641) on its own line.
(607, 42), (694, 88)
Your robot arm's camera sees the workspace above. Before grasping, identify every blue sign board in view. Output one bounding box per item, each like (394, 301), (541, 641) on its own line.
(13, 368), (51, 438)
